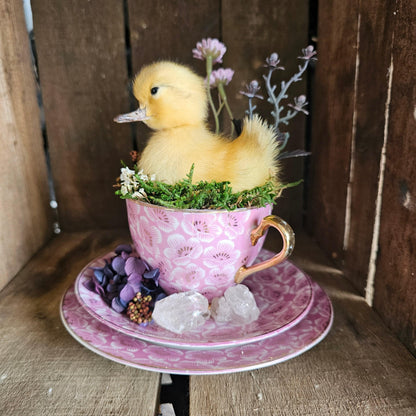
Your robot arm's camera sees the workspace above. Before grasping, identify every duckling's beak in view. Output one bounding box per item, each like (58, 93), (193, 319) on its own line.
(113, 107), (149, 123)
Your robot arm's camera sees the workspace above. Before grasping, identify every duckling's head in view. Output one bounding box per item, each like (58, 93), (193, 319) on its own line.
(114, 61), (208, 130)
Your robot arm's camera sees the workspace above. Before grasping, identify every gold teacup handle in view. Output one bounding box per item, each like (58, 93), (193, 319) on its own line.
(234, 215), (295, 284)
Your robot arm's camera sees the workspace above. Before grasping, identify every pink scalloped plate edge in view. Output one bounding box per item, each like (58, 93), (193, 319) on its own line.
(60, 282), (333, 375)
(74, 250), (315, 349)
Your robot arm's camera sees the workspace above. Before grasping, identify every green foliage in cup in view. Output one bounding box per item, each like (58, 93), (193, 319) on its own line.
(115, 163), (301, 211)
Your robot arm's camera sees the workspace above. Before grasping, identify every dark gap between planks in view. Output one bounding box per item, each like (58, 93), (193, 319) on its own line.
(122, 0), (139, 152)
(302, 0), (319, 227)
(25, 8), (61, 234)
(159, 375), (190, 416)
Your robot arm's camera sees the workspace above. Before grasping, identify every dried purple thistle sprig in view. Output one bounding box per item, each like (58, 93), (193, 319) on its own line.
(298, 45), (317, 61)
(287, 95), (309, 115)
(265, 52), (285, 71)
(238, 46), (316, 160)
(262, 45), (317, 139)
(240, 80), (264, 118)
(83, 244), (166, 325)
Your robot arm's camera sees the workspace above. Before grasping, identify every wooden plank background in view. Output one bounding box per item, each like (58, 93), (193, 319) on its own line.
(373, 0), (416, 356)
(0, 0), (52, 291)
(306, 0), (359, 263)
(31, 0), (133, 231)
(307, 0), (416, 355)
(343, 0), (395, 294)
(128, 0), (221, 69)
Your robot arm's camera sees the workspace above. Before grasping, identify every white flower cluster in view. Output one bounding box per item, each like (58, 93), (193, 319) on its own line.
(119, 167), (155, 199)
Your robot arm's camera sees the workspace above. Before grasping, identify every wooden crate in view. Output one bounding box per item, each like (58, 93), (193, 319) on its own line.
(1, 1), (415, 414)
(307, 0), (416, 356)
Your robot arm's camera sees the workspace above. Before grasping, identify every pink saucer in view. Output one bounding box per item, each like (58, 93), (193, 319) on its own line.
(75, 250), (314, 349)
(61, 281), (333, 375)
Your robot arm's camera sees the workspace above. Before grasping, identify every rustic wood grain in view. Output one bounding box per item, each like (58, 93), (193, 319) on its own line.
(222, 0), (309, 230)
(306, 0), (359, 261)
(0, 230), (161, 416)
(0, 0), (52, 290)
(373, 0), (416, 356)
(127, 0), (221, 153)
(191, 234), (416, 415)
(31, 0), (132, 231)
(343, 0), (396, 294)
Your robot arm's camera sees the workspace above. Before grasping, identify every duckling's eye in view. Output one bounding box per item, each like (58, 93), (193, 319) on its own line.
(150, 87), (159, 95)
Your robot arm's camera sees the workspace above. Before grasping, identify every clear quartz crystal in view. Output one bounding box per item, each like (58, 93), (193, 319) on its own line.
(152, 291), (210, 334)
(211, 284), (260, 325)
(210, 296), (235, 323)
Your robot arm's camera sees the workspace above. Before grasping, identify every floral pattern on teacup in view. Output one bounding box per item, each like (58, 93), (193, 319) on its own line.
(164, 235), (203, 266)
(181, 213), (222, 242)
(136, 216), (162, 258)
(202, 240), (241, 268)
(145, 206), (180, 232)
(169, 264), (206, 289)
(146, 256), (172, 280)
(218, 210), (251, 239)
(206, 265), (236, 286)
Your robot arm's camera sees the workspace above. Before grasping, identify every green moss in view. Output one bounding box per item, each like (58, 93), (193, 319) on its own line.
(115, 164), (301, 211)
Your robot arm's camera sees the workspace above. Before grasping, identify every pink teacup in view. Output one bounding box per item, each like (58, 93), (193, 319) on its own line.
(126, 199), (295, 301)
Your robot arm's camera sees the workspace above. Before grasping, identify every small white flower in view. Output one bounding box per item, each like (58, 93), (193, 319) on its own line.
(131, 188), (147, 199)
(120, 167), (135, 183)
(136, 169), (149, 181)
(119, 166), (156, 197)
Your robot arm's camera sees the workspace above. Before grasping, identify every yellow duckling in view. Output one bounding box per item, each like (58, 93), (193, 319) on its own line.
(114, 61), (279, 193)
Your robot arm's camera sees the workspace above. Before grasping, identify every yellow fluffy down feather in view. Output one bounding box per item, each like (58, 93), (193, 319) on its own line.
(114, 61), (280, 193)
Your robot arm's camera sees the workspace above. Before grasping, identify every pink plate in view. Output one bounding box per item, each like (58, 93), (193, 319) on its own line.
(61, 282), (333, 375)
(75, 250), (314, 349)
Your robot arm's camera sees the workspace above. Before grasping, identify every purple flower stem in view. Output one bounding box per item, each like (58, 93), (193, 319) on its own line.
(217, 82), (235, 135)
(205, 55), (220, 134)
(217, 83), (233, 120)
(216, 99), (225, 115)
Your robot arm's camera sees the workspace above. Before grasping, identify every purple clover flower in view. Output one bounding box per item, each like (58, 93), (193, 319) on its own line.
(240, 80), (264, 99)
(298, 45), (317, 61)
(207, 68), (234, 88)
(264, 53), (285, 71)
(192, 38), (227, 64)
(288, 95), (309, 115)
